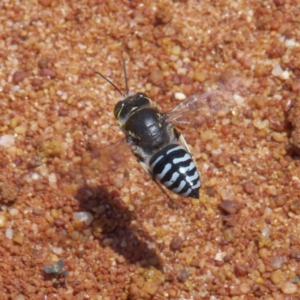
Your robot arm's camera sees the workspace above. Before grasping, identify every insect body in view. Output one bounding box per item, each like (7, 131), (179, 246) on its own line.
(96, 62), (234, 200)
(114, 92), (201, 198)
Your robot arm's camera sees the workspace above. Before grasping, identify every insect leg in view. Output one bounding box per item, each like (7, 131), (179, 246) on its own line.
(138, 160), (178, 207)
(179, 133), (192, 153)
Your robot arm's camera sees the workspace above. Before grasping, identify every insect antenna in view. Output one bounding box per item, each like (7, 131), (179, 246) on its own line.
(123, 59), (129, 96)
(95, 71), (124, 97)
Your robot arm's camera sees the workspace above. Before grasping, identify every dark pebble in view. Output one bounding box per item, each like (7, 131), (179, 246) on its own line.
(12, 71), (28, 84)
(40, 68), (56, 79)
(170, 235), (183, 251)
(219, 200), (242, 215)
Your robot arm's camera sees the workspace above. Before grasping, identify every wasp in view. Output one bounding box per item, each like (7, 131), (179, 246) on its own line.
(95, 62), (235, 200)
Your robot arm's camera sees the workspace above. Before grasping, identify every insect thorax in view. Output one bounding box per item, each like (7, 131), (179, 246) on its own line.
(124, 107), (177, 161)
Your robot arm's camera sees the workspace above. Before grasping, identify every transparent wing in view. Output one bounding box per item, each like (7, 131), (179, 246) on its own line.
(81, 138), (133, 186)
(166, 76), (248, 127)
(43, 265), (53, 274)
(55, 259), (64, 272)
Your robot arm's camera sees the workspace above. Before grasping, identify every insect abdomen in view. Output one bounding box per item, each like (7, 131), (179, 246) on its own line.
(149, 144), (201, 198)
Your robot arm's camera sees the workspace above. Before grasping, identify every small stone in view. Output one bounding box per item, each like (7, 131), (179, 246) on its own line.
(23, 283), (36, 295)
(116, 255), (125, 264)
(270, 256), (285, 270)
(271, 132), (285, 143)
(144, 281), (159, 296)
(201, 130), (216, 142)
(281, 282), (298, 294)
(102, 238), (113, 246)
(170, 235), (183, 250)
(54, 218), (66, 227)
(58, 108), (69, 116)
(36, 140), (62, 158)
(243, 182), (255, 194)
(214, 252), (224, 262)
(291, 276), (300, 284)
(178, 268), (189, 282)
(270, 270), (285, 285)
(9, 208), (18, 216)
(0, 214), (6, 228)
(38, 58), (49, 69)
(274, 195), (287, 207)
(167, 289), (177, 297)
(174, 92), (186, 101)
(289, 200), (300, 215)
(291, 81), (300, 93)
(155, 4), (173, 24)
(253, 119), (269, 130)
(219, 200), (242, 214)
(0, 135), (15, 148)
(14, 125), (27, 135)
(0, 183), (18, 204)
(194, 70), (207, 82)
(258, 247), (269, 259)
(239, 282), (251, 294)
(5, 228), (13, 239)
(255, 277), (264, 284)
(51, 247), (63, 255)
(149, 69), (163, 86)
(71, 231), (80, 240)
(13, 231), (24, 245)
(234, 264), (248, 277)
(128, 284), (138, 298)
(272, 64), (284, 77)
(74, 211), (94, 226)
(38, 0), (53, 6)
(190, 258), (200, 267)
(12, 71), (28, 84)
(40, 68), (56, 79)
(171, 45), (181, 56)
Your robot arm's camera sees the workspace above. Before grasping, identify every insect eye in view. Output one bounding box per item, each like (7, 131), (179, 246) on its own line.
(114, 101), (124, 119)
(135, 93), (151, 107)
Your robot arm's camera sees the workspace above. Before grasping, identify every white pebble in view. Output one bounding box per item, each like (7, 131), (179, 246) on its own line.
(270, 256), (285, 270)
(74, 211), (94, 226)
(175, 92), (186, 101)
(215, 252), (225, 261)
(168, 215), (177, 222)
(285, 38), (296, 48)
(48, 173), (57, 188)
(0, 135), (15, 148)
(5, 228), (14, 239)
(177, 68), (187, 75)
(233, 94), (245, 105)
(147, 242), (156, 249)
(9, 208), (19, 216)
(272, 64), (289, 80)
(15, 294), (25, 300)
(272, 64), (283, 77)
(32, 224), (38, 235)
(281, 71), (290, 80)
(31, 173), (42, 181)
(281, 282), (298, 294)
(52, 246), (63, 255)
(262, 227), (270, 238)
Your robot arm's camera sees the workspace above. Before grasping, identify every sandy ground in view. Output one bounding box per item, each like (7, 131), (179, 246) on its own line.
(0, 0), (300, 299)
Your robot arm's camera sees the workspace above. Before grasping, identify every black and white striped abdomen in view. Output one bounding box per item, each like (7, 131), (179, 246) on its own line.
(149, 144), (201, 198)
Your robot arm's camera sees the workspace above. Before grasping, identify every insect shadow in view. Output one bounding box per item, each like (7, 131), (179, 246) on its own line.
(74, 185), (164, 270)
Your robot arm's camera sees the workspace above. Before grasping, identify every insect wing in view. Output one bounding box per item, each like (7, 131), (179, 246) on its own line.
(55, 259), (64, 272)
(44, 265), (54, 274)
(166, 89), (236, 128)
(81, 138), (133, 184)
